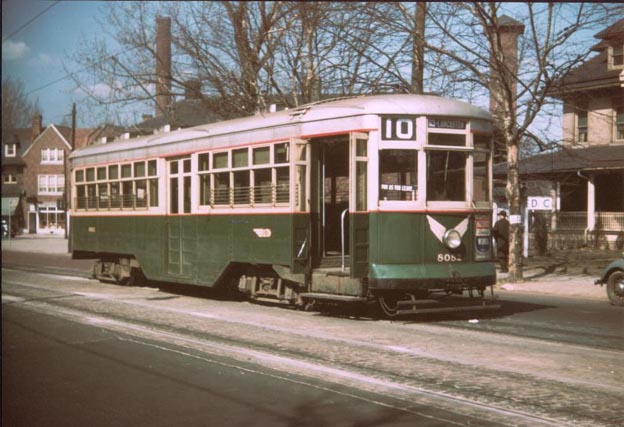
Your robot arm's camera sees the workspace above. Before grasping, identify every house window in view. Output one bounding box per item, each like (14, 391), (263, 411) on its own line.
(4, 144), (16, 157)
(41, 148), (64, 164)
(610, 44), (623, 69)
(3, 174), (17, 184)
(617, 106), (624, 141)
(38, 174), (65, 195)
(577, 109), (588, 143)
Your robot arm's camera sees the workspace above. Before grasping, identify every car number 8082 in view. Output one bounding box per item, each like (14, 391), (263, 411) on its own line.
(437, 253), (462, 262)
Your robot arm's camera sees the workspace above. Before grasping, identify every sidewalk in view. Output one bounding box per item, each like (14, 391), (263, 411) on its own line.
(1, 234), (614, 302)
(1, 234), (70, 254)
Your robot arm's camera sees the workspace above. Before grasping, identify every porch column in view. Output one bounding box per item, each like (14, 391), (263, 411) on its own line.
(550, 181), (559, 231)
(587, 174), (595, 231)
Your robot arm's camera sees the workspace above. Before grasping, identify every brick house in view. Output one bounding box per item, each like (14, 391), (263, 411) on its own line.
(495, 18), (624, 250)
(1, 115), (105, 235)
(21, 116), (73, 234)
(1, 127), (32, 234)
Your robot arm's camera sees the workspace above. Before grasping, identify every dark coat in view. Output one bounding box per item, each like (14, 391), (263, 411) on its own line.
(492, 218), (510, 250)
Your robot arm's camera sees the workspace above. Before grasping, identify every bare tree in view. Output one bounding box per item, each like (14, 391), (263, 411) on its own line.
(2, 76), (41, 141)
(423, 3), (619, 280)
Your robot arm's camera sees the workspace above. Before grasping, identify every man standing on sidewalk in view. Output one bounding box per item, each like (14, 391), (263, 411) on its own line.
(493, 211), (510, 273)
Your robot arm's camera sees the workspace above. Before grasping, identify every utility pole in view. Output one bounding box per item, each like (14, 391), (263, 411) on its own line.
(65, 103), (76, 250)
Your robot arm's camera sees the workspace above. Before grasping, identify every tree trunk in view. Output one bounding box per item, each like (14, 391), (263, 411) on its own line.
(506, 130), (523, 281)
(411, 2), (426, 94)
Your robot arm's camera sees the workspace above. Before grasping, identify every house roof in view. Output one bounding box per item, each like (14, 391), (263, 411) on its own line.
(493, 145), (624, 179)
(135, 98), (221, 132)
(556, 50), (622, 94)
(594, 18), (624, 41)
(22, 124), (71, 157)
(553, 19), (624, 96)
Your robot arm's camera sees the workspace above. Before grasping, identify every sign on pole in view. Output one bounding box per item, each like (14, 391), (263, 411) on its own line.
(524, 197), (554, 258)
(527, 196), (552, 211)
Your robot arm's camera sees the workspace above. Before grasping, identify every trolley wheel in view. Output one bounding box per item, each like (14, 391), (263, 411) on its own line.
(119, 268), (141, 287)
(378, 297), (399, 317)
(606, 270), (624, 306)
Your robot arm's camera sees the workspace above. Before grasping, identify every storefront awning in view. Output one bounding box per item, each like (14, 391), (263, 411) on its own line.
(1, 197), (19, 216)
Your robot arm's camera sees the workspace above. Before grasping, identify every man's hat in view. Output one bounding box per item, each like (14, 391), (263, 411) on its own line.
(498, 210), (507, 217)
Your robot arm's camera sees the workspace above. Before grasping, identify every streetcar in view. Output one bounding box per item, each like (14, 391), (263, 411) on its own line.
(69, 94), (498, 316)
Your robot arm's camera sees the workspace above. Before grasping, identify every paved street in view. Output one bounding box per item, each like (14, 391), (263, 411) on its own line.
(6, 303), (474, 427)
(2, 267), (622, 427)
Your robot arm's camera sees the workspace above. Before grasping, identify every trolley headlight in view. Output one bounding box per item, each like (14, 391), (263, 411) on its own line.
(443, 229), (462, 250)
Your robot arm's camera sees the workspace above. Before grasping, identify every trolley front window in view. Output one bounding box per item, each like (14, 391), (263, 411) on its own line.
(426, 150), (466, 201)
(379, 150), (418, 201)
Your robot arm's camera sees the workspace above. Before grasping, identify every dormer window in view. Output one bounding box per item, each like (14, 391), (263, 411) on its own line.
(4, 144), (16, 157)
(609, 44), (623, 69)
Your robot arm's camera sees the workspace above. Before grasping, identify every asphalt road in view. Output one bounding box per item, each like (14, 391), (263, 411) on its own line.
(2, 268), (621, 427)
(3, 298), (498, 427)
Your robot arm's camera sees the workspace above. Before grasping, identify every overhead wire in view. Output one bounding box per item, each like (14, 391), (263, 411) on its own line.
(2, 1), (61, 42)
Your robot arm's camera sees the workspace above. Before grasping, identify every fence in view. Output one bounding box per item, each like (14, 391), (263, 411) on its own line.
(533, 211), (624, 251)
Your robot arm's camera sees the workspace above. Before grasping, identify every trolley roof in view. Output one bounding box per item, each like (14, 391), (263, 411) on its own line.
(70, 94), (492, 164)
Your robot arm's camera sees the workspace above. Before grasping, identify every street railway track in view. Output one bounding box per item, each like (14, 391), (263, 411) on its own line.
(3, 268), (622, 427)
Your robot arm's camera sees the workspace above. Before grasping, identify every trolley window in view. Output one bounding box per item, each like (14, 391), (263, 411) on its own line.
(473, 135), (491, 203)
(426, 150), (466, 201)
(379, 150), (418, 201)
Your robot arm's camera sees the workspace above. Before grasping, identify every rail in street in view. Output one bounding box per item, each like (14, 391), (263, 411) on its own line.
(2, 268), (622, 427)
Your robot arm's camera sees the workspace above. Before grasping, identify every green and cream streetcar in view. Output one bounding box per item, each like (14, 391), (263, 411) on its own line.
(70, 94), (498, 315)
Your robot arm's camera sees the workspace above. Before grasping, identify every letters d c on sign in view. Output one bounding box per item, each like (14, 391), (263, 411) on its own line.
(527, 196), (553, 211)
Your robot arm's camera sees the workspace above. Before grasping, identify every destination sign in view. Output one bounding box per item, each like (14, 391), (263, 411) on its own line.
(428, 119), (466, 130)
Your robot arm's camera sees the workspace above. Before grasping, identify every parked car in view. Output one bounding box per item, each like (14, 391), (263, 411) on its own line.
(1, 219), (16, 238)
(595, 257), (624, 306)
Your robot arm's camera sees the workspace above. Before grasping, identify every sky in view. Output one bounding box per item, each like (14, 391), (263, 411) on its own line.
(2, 0), (115, 128)
(0, 1), (612, 140)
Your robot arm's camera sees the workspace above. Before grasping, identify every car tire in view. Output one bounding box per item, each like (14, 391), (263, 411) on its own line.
(606, 270), (624, 306)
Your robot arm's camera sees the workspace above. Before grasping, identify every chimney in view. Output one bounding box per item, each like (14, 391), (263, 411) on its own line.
(155, 16), (172, 118)
(488, 15), (525, 115)
(32, 114), (42, 142)
(184, 79), (202, 100)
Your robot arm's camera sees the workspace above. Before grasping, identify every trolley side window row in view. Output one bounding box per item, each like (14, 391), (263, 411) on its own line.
(198, 142), (291, 207)
(74, 160), (159, 211)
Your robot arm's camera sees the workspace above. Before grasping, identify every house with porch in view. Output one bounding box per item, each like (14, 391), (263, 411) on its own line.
(495, 19), (624, 250)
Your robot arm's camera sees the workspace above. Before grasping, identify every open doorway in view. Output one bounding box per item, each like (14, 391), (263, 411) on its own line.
(311, 136), (350, 265)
